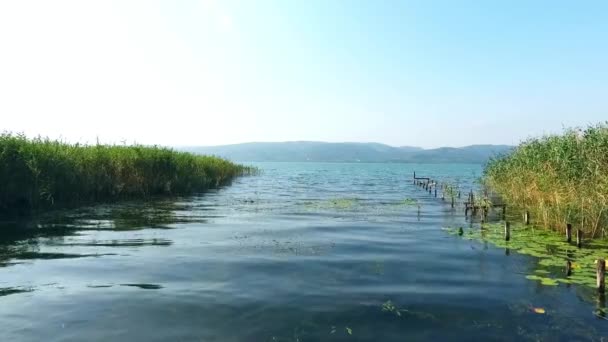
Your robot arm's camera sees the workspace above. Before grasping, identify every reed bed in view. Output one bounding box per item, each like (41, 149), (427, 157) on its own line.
(0, 133), (255, 214)
(484, 123), (608, 238)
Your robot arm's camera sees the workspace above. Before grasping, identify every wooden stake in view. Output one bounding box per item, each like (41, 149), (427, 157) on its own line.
(458, 191), (461, 199)
(566, 223), (572, 243)
(597, 259), (606, 293)
(566, 260), (572, 276)
(504, 221), (510, 241)
(577, 229), (583, 248)
(524, 211), (530, 225)
(434, 187), (437, 198)
(451, 196), (454, 208)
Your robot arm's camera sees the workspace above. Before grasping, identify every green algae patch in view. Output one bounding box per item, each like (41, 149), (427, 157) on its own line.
(328, 198), (359, 209)
(302, 197), (361, 211)
(398, 198), (418, 206)
(445, 222), (608, 289)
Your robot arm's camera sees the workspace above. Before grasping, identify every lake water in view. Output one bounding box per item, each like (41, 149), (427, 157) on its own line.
(1, 162), (607, 341)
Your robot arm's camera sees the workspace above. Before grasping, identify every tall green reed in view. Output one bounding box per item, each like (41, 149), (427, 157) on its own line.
(0, 133), (255, 214)
(484, 123), (608, 237)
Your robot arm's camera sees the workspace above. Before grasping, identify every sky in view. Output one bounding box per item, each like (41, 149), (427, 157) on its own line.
(1, 0), (607, 148)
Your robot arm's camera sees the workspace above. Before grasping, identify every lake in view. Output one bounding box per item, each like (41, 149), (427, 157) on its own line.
(1, 162), (607, 341)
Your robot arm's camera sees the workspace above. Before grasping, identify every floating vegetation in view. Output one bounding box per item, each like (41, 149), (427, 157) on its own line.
(328, 198), (359, 209)
(381, 300), (403, 317)
(302, 197), (361, 211)
(445, 222), (608, 288)
(380, 300), (437, 321)
(369, 260), (385, 275)
(399, 198), (417, 206)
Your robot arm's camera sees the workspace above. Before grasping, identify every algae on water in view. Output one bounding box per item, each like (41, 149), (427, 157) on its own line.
(445, 222), (608, 289)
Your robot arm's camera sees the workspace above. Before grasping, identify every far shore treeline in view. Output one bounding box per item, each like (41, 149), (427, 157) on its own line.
(0, 133), (255, 215)
(484, 123), (608, 238)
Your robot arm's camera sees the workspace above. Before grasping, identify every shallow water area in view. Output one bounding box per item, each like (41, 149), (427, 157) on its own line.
(0, 162), (607, 341)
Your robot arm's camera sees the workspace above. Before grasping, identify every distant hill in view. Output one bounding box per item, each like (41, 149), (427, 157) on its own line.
(180, 142), (513, 164)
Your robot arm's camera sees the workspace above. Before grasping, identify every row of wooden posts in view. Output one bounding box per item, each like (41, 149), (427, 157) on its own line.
(413, 171), (607, 294)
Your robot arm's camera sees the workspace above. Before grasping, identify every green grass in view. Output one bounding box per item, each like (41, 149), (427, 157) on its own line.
(484, 122), (608, 237)
(0, 133), (255, 214)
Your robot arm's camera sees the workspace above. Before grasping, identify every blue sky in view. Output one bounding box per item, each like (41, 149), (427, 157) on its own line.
(1, 0), (606, 147)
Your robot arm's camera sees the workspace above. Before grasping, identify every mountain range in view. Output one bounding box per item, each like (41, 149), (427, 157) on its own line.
(179, 142), (513, 164)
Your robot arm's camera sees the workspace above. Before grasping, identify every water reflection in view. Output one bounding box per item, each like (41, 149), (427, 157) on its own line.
(0, 286), (33, 297)
(0, 199), (199, 272)
(1, 163), (607, 341)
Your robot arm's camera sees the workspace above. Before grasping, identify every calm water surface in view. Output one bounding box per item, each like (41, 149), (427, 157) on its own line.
(1, 163), (607, 341)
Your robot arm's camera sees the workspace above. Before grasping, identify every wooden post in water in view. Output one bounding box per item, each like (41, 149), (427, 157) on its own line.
(576, 229), (583, 248)
(502, 205), (507, 220)
(524, 211), (530, 225)
(451, 196), (454, 208)
(504, 221), (510, 241)
(434, 187), (437, 198)
(597, 259), (606, 293)
(566, 260), (572, 276)
(566, 223), (572, 243)
(458, 191), (461, 199)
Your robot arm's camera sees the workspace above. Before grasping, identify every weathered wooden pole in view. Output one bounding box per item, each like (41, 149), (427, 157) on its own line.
(434, 187), (437, 198)
(504, 221), (510, 241)
(457, 191), (461, 199)
(566, 260), (572, 276)
(502, 205), (506, 219)
(524, 211), (530, 225)
(576, 229), (583, 248)
(597, 259), (606, 293)
(428, 184), (432, 194)
(451, 196), (454, 208)
(566, 223), (572, 243)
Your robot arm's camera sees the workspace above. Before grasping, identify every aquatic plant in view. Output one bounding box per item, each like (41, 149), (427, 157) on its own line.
(0, 133), (255, 214)
(445, 222), (608, 289)
(399, 198), (417, 206)
(484, 123), (608, 237)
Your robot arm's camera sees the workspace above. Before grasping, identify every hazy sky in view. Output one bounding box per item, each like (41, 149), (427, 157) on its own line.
(1, 1), (606, 148)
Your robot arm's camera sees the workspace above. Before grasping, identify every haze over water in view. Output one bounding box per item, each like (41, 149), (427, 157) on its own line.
(1, 162), (606, 341)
